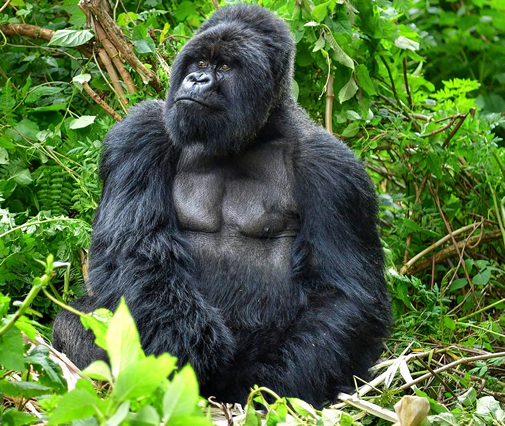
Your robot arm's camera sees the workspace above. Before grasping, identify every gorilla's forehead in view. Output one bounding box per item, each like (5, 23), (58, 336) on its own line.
(183, 24), (269, 63)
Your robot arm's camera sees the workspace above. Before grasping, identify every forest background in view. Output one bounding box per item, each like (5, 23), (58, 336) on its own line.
(0, 0), (504, 425)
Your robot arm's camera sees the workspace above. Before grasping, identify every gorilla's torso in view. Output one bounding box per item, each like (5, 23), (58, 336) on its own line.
(173, 138), (303, 327)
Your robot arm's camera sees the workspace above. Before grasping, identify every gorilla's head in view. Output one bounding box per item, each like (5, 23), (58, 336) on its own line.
(165, 5), (295, 155)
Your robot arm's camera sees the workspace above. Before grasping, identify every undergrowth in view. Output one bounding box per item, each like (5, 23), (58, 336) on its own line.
(0, 0), (504, 424)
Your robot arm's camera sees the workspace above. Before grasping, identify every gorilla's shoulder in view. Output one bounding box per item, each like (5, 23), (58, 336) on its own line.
(103, 100), (168, 152)
(292, 115), (372, 188)
(100, 100), (171, 179)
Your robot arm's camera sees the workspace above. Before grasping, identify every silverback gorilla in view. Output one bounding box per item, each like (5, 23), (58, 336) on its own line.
(53, 4), (391, 407)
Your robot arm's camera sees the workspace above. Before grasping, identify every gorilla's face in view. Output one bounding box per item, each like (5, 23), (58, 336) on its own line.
(165, 6), (294, 155)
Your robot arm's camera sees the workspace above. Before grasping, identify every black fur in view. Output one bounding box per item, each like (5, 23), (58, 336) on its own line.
(53, 4), (391, 407)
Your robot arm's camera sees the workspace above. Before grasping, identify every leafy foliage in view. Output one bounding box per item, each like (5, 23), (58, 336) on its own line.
(0, 0), (504, 424)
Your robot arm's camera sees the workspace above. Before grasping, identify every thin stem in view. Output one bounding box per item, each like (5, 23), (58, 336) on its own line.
(0, 284), (43, 335)
(400, 351), (505, 390)
(459, 298), (505, 322)
(0, 217), (87, 239)
(42, 288), (84, 317)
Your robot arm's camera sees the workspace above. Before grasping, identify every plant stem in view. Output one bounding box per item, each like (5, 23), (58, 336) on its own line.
(0, 280), (44, 336)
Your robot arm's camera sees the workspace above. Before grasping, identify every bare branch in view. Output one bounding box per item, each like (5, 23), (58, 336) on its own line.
(82, 81), (122, 122)
(0, 0), (12, 14)
(79, 0), (162, 93)
(325, 74), (334, 133)
(401, 230), (503, 275)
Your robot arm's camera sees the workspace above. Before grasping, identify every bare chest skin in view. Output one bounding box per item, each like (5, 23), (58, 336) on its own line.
(172, 142), (301, 323)
(173, 142), (299, 235)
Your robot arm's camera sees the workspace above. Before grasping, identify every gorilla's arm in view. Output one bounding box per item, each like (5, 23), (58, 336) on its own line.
(237, 132), (391, 405)
(53, 101), (234, 376)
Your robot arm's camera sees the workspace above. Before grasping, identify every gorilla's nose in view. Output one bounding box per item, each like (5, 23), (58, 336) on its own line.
(183, 72), (213, 91)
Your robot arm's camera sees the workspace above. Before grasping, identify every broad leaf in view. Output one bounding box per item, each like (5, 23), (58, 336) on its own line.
(107, 299), (142, 379)
(162, 365), (200, 423)
(311, 2), (329, 23)
(47, 380), (102, 425)
(0, 327), (25, 371)
(128, 405), (161, 426)
(0, 379), (52, 399)
(69, 115), (96, 129)
(338, 76), (358, 103)
(82, 360), (113, 383)
(113, 353), (176, 401)
(48, 30), (94, 47)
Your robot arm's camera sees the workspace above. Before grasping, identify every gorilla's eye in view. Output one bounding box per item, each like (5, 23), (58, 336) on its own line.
(197, 60), (207, 67)
(220, 64), (231, 71)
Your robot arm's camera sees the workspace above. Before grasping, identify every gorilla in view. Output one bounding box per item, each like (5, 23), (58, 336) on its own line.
(53, 4), (391, 407)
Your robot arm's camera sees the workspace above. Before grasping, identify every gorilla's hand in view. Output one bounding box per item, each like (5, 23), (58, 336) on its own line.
(126, 274), (236, 380)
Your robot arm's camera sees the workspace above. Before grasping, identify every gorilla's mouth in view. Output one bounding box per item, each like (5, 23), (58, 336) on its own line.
(175, 97), (211, 107)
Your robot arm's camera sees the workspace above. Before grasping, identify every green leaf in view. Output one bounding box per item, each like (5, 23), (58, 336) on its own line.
(24, 346), (66, 393)
(103, 401), (130, 426)
(244, 404), (261, 426)
(113, 353), (176, 401)
(312, 35), (325, 52)
(449, 278), (467, 292)
(321, 408), (340, 425)
(429, 412), (460, 425)
(128, 405), (161, 426)
(134, 37), (156, 54)
(1, 408), (38, 426)
(69, 9), (87, 27)
(355, 64), (376, 95)
(30, 104), (67, 112)
(48, 30), (94, 47)
(168, 416), (212, 426)
(287, 398), (317, 418)
(117, 12), (137, 27)
(426, 152), (442, 178)
(174, 1), (197, 21)
(107, 299), (142, 379)
(473, 269), (491, 285)
(0, 379), (52, 399)
(80, 308), (113, 350)
(443, 316), (456, 330)
(311, 2), (329, 23)
(133, 25), (156, 54)
(476, 396), (502, 419)
(458, 387), (477, 406)
(341, 122), (359, 137)
(11, 168), (32, 185)
(403, 218), (422, 232)
(81, 360), (113, 383)
(69, 115), (96, 129)
(13, 318), (36, 342)
(326, 33), (354, 69)
(162, 365), (200, 423)
(0, 147), (9, 165)
(396, 280), (415, 310)
(47, 380), (102, 425)
(0, 137), (16, 149)
(14, 119), (40, 140)
(25, 86), (64, 104)
(338, 76), (358, 103)
(0, 327), (25, 371)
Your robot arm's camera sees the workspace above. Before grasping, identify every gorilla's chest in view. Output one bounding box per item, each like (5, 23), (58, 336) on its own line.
(172, 143), (299, 239)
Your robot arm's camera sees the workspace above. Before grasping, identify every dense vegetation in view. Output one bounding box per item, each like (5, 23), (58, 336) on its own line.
(0, 0), (504, 424)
